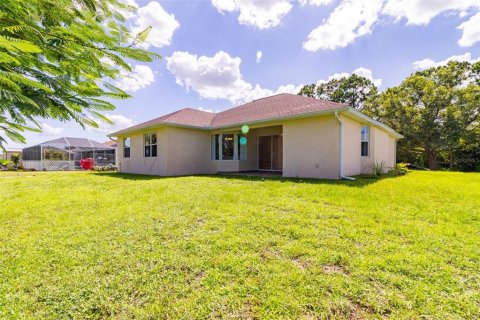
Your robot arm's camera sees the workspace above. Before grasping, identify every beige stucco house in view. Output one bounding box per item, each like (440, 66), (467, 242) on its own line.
(108, 94), (403, 179)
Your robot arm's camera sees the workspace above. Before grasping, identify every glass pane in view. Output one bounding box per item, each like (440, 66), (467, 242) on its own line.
(211, 135), (219, 160)
(145, 146), (150, 157)
(151, 145), (157, 157)
(259, 136), (272, 170)
(361, 126), (369, 142)
(124, 147), (130, 158)
(151, 134), (157, 144)
(361, 142), (369, 156)
(272, 135), (283, 170)
(144, 134), (150, 145)
(222, 134), (234, 160)
(124, 137), (131, 147)
(215, 135), (219, 160)
(239, 135), (247, 160)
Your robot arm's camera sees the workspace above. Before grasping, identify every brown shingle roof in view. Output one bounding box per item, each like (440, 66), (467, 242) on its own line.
(110, 94), (347, 136)
(211, 93), (346, 127)
(115, 108), (216, 134)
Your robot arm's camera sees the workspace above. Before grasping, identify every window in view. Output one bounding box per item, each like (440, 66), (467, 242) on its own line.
(211, 134), (246, 160)
(123, 137), (130, 158)
(238, 135), (247, 160)
(222, 134), (234, 160)
(144, 133), (157, 157)
(361, 126), (369, 157)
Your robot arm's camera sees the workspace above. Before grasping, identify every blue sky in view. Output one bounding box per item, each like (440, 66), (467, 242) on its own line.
(6, 0), (480, 148)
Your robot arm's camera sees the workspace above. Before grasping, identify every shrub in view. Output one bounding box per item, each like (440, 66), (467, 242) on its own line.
(10, 153), (21, 168)
(0, 159), (13, 170)
(93, 165), (117, 172)
(365, 161), (387, 176)
(390, 162), (409, 176)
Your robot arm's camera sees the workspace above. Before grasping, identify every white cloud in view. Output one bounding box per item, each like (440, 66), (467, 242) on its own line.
(256, 50), (263, 63)
(166, 50), (304, 103)
(301, 0), (480, 51)
(303, 0), (384, 51)
(167, 50), (382, 105)
(383, 0), (479, 25)
(211, 0), (293, 29)
(317, 67), (382, 87)
(40, 123), (64, 136)
(198, 107), (216, 113)
(298, 0), (334, 6)
(115, 65), (155, 92)
(166, 51), (252, 103)
(412, 52), (480, 70)
(458, 12), (480, 47)
(383, 0), (480, 48)
(131, 1), (180, 48)
(89, 114), (137, 134)
(352, 67), (383, 87)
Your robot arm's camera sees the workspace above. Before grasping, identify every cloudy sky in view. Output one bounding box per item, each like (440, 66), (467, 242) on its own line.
(6, 0), (480, 148)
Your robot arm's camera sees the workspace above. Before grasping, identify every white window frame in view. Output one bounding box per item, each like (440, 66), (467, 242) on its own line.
(211, 134), (247, 160)
(123, 137), (131, 158)
(144, 133), (157, 158)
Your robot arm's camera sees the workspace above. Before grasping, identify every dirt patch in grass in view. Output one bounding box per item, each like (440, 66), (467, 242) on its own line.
(322, 264), (347, 275)
(196, 218), (206, 226)
(292, 258), (312, 270)
(241, 299), (259, 320)
(260, 247), (281, 260)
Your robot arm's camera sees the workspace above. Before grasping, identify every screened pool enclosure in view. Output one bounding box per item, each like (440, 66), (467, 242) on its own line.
(22, 137), (116, 171)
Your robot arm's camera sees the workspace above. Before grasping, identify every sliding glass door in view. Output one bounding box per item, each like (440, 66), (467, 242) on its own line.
(258, 135), (283, 170)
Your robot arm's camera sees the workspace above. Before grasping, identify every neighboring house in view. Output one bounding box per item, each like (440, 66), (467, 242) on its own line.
(103, 140), (118, 148)
(108, 93), (403, 179)
(22, 137), (116, 171)
(0, 148), (23, 166)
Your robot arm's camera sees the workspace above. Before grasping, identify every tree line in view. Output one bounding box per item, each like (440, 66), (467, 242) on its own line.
(299, 62), (480, 171)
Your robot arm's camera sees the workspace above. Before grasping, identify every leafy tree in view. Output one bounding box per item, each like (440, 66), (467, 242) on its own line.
(10, 152), (20, 168)
(0, 0), (160, 149)
(298, 74), (378, 110)
(372, 61), (480, 170)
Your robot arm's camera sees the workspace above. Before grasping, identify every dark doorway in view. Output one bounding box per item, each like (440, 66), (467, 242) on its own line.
(258, 135), (283, 170)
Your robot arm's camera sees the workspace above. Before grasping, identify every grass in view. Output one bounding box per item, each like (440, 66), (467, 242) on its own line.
(0, 170), (479, 319)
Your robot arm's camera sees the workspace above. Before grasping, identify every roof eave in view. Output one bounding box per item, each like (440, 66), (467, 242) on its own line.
(107, 106), (354, 136)
(107, 122), (211, 137)
(210, 106), (349, 130)
(344, 107), (404, 139)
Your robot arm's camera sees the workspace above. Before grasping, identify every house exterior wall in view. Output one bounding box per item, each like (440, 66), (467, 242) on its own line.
(117, 128), (168, 175)
(282, 115), (340, 179)
(361, 126), (397, 174)
(164, 127), (216, 175)
(341, 115), (362, 176)
(115, 113), (398, 179)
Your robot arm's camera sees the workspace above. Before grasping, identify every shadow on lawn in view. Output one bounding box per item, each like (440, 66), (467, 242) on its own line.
(92, 171), (403, 188)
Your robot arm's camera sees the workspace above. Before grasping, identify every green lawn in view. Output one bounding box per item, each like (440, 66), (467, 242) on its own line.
(0, 171), (479, 319)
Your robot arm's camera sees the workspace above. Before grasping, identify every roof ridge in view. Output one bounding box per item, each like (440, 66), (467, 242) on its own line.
(251, 92), (286, 102)
(216, 93), (297, 116)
